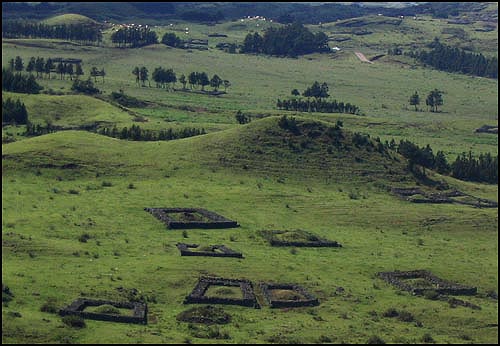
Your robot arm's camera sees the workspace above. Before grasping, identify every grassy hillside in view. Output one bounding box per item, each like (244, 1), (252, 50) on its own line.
(2, 119), (498, 343)
(41, 13), (99, 27)
(2, 10), (498, 345)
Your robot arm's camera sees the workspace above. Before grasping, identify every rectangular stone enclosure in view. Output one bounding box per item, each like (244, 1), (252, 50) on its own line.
(259, 283), (320, 308)
(59, 298), (147, 324)
(184, 276), (260, 308)
(176, 243), (243, 258)
(377, 270), (477, 296)
(145, 207), (239, 229)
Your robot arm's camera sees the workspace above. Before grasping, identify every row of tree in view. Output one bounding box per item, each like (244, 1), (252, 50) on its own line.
(2, 98), (28, 125)
(241, 22), (329, 57)
(2, 21), (102, 45)
(7, 56), (85, 80)
(2, 68), (42, 94)
(110, 26), (158, 48)
(395, 139), (497, 184)
(409, 89), (444, 112)
(132, 66), (231, 92)
(276, 98), (360, 115)
(96, 124), (206, 141)
(408, 38), (498, 79)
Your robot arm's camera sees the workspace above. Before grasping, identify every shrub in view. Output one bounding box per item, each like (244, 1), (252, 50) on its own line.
(423, 290), (440, 300)
(421, 333), (435, 343)
(2, 284), (14, 303)
(78, 233), (91, 243)
(382, 307), (399, 318)
(128, 183), (136, 189)
(40, 298), (58, 313)
(62, 315), (86, 328)
(182, 230), (188, 238)
(397, 310), (415, 322)
(68, 189), (80, 195)
(367, 335), (386, 344)
(102, 181), (113, 187)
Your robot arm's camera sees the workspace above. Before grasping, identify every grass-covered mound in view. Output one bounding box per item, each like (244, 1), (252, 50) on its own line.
(176, 306), (231, 325)
(41, 13), (99, 27)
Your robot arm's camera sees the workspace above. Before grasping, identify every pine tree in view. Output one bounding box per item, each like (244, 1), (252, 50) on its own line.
(409, 91), (420, 111)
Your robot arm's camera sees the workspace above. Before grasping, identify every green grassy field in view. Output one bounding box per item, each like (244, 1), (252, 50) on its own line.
(2, 11), (498, 344)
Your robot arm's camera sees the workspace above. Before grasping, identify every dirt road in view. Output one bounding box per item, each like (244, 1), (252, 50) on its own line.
(355, 52), (374, 64)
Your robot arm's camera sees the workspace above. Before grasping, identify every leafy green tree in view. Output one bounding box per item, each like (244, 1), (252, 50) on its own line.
(26, 57), (36, 75)
(35, 57), (45, 78)
(409, 91), (420, 111)
(179, 74), (187, 89)
(426, 89), (443, 112)
(44, 58), (54, 79)
(198, 72), (209, 91)
(188, 72), (197, 89)
(223, 79), (231, 92)
(434, 150), (450, 174)
(161, 32), (182, 47)
(291, 89), (300, 96)
(132, 66), (140, 85)
(139, 66), (149, 87)
(14, 56), (23, 71)
(90, 67), (99, 82)
(57, 62), (65, 80)
(210, 74), (222, 91)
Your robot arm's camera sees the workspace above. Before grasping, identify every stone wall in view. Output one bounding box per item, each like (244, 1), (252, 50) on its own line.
(144, 208), (239, 229)
(59, 298), (147, 324)
(259, 283), (319, 308)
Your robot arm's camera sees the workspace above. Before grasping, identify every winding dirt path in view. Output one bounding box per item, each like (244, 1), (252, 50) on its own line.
(355, 51), (374, 64)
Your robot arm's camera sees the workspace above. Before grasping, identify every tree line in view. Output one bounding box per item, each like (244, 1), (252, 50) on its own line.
(7, 55), (85, 80)
(277, 81), (359, 115)
(2, 97), (28, 125)
(132, 66), (231, 92)
(406, 38), (498, 79)
(2, 68), (42, 94)
(97, 124), (206, 141)
(241, 22), (329, 57)
(110, 26), (158, 48)
(394, 138), (497, 184)
(2, 21), (102, 45)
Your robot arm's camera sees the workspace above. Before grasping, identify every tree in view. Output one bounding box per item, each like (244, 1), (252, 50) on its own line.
(210, 74), (222, 91)
(223, 79), (231, 92)
(139, 66), (149, 87)
(198, 72), (209, 91)
(132, 66), (140, 85)
(35, 57), (45, 78)
(161, 32), (182, 47)
(409, 91), (420, 111)
(75, 64), (84, 79)
(188, 72), (197, 89)
(57, 62), (65, 80)
(44, 58), (54, 79)
(434, 150), (450, 174)
(90, 67), (99, 82)
(66, 63), (74, 80)
(100, 68), (105, 83)
(179, 74), (187, 89)
(426, 89), (443, 112)
(291, 89), (300, 96)
(26, 57), (36, 75)
(14, 56), (24, 71)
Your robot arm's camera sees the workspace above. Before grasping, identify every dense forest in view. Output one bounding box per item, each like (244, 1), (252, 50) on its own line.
(2, 97), (28, 125)
(2, 21), (102, 44)
(241, 23), (329, 57)
(110, 26), (158, 48)
(407, 38), (498, 79)
(2, 68), (42, 94)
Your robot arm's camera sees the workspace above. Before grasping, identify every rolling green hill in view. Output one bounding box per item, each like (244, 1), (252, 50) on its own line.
(41, 13), (99, 27)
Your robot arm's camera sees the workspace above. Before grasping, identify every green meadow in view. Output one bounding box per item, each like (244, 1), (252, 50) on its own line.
(2, 10), (498, 344)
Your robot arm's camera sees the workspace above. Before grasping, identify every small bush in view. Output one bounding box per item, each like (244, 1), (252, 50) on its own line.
(68, 189), (80, 195)
(423, 290), (440, 300)
(397, 310), (415, 322)
(318, 335), (332, 343)
(78, 233), (91, 243)
(128, 183), (136, 189)
(421, 333), (435, 343)
(2, 284), (14, 303)
(382, 307), (399, 318)
(182, 230), (188, 238)
(290, 248), (298, 255)
(102, 181), (113, 187)
(40, 298), (58, 313)
(367, 335), (385, 344)
(62, 315), (86, 328)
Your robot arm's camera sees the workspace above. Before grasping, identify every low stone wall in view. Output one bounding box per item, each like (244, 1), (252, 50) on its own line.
(144, 207), (239, 229)
(377, 270), (477, 296)
(184, 276), (259, 308)
(176, 243), (243, 258)
(259, 283), (319, 308)
(59, 298), (147, 324)
(269, 239), (342, 247)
